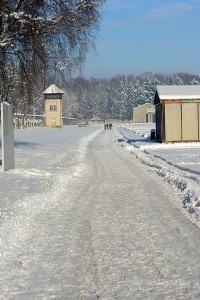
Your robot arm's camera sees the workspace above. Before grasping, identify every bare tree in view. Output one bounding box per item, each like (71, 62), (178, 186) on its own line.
(0, 0), (106, 111)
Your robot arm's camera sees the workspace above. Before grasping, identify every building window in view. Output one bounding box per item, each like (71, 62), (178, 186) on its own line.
(50, 105), (57, 112)
(45, 94), (62, 99)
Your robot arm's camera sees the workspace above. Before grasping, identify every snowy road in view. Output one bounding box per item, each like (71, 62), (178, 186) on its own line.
(1, 127), (200, 299)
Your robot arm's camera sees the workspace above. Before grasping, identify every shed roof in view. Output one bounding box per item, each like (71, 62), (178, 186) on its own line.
(43, 84), (64, 94)
(156, 85), (200, 100)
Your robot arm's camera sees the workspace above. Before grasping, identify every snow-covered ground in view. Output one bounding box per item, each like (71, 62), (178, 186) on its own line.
(0, 126), (102, 208)
(116, 123), (200, 225)
(119, 123), (156, 141)
(1, 123), (200, 225)
(0, 125), (103, 259)
(0, 124), (200, 299)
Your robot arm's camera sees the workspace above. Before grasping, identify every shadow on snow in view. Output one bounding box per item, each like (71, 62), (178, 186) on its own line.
(14, 140), (40, 148)
(0, 139), (40, 148)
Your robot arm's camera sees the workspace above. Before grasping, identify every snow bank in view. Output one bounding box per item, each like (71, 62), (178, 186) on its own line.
(115, 126), (200, 226)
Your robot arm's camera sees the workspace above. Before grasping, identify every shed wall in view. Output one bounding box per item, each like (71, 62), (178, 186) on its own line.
(165, 103), (182, 142)
(155, 104), (163, 142)
(182, 103), (198, 141)
(160, 102), (200, 142)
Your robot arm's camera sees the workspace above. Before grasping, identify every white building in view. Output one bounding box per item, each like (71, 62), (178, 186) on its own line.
(132, 103), (155, 123)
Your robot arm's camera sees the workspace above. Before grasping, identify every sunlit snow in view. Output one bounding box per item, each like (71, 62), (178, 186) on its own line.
(0, 124), (200, 298)
(117, 123), (200, 222)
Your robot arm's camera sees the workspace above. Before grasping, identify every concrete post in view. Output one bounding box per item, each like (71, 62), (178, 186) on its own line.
(1, 102), (15, 171)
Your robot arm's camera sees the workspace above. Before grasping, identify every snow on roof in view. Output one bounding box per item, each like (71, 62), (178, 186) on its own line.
(133, 103), (154, 109)
(156, 85), (200, 100)
(43, 84), (64, 94)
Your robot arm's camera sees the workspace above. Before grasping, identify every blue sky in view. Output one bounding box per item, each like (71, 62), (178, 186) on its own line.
(79, 0), (200, 78)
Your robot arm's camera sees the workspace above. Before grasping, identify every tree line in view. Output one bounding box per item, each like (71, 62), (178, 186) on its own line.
(62, 72), (200, 120)
(1, 2), (200, 121)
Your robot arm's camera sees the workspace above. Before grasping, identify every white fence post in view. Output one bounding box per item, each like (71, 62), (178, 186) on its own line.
(1, 102), (15, 171)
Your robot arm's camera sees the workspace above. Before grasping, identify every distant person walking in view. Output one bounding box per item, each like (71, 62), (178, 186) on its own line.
(109, 123), (112, 130)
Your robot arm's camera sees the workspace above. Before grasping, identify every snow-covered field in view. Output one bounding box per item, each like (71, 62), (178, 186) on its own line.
(1, 124), (200, 298)
(1, 123), (200, 225)
(117, 123), (200, 224)
(0, 126), (103, 248)
(0, 126), (102, 207)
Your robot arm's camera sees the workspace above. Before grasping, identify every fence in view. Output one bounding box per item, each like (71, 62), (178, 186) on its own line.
(13, 113), (45, 129)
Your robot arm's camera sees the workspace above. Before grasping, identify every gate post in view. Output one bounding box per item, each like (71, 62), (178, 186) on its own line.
(1, 102), (15, 171)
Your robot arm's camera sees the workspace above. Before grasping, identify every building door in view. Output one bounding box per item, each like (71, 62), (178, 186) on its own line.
(51, 118), (56, 128)
(182, 103), (198, 141)
(165, 103), (181, 142)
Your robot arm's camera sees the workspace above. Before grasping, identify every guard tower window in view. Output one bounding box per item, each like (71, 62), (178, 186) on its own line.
(50, 105), (57, 112)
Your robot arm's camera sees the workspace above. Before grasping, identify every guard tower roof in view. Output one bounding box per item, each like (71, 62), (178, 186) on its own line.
(43, 84), (64, 94)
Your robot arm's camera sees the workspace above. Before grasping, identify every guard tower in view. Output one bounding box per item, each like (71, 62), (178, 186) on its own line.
(43, 84), (64, 128)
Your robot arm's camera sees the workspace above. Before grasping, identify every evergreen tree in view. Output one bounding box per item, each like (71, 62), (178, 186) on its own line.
(119, 76), (136, 120)
(190, 78), (200, 85)
(61, 72), (200, 121)
(142, 76), (159, 104)
(167, 74), (184, 85)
